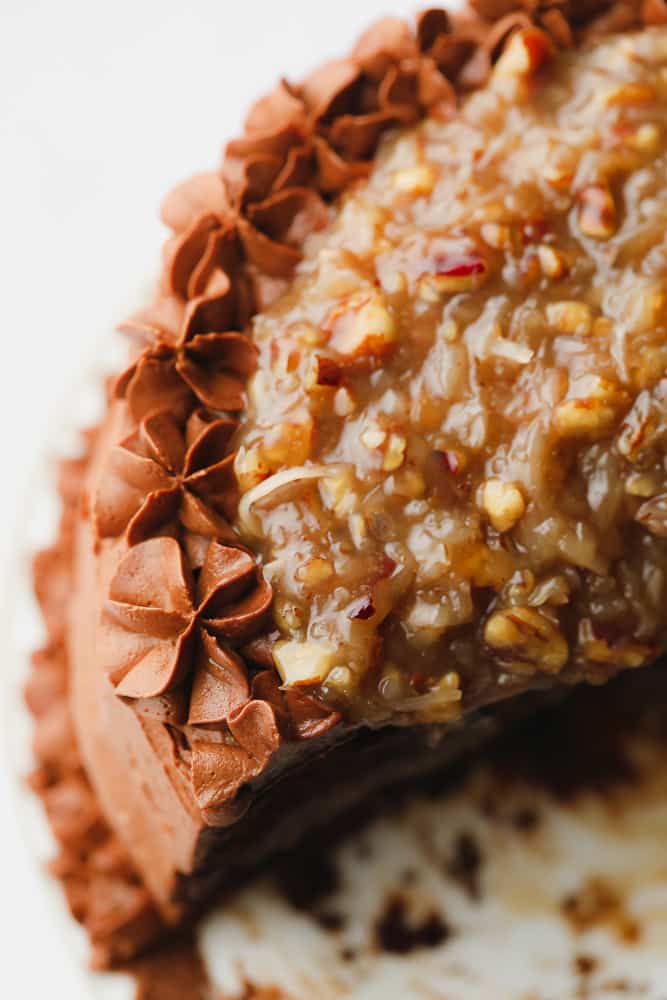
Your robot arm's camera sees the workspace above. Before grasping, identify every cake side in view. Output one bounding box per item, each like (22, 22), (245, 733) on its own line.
(26, 430), (163, 967)
(69, 400), (205, 917)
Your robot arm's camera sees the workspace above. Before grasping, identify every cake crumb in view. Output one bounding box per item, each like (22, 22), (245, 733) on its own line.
(561, 877), (641, 944)
(573, 953), (597, 977)
(512, 806), (541, 832)
(447, 831), (483, 901)
(374, 893), (450, 954)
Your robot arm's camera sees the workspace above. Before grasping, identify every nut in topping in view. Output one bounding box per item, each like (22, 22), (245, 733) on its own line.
(327, 290), (397, 360)
(234, 445), (270, 492)
(319, 470), (357, 518)
(554, 376), (628, 438)
(544, 160), (574, 190)
(293, 322), (326, 347)
(577, 185), (617, 239)
(546, 301), (592, 336)
(484, 606), (568, 674)
(602, 82), (656, 107)
(631, 347), (667, 390)
(378, 662), (406, 702)
(439, 671), (461, 694)
(382, 433), (406, 472)
(273, 598), (304, 633)
(493, 27), (554, 79)
(480, 222), (512, 250)
(361, 425), (387, 450)
(482, 479), (526, 532)
(333, 387), (356, 416)
(410, 672), (463, 722)
(393, 164), (436, 195)
(587, 641), (651, 669)
(325, 665), (355, 692)
(554, 398), (615, 437)
(348, 512), (367, 548)
(380, 270), (407, 295)
(635, 492), (667, 537)
(537, 245), (569, 279)
(438, 318), (460, 342)
(491, 337), (534, 365)
(274, 640), (337, 687)
(263, 420), (313, 466)
(629, 122), (661, 153)
(386, 468), (425, 499)
(418, 254), (488, 300)
(623, 281), (665, 334)
(625, 473), (660, 498)
(296, 558), (334, 587)
(592, 316), (613, 337)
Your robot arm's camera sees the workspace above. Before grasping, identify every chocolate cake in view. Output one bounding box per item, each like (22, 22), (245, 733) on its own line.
(27, 0), (667, 969)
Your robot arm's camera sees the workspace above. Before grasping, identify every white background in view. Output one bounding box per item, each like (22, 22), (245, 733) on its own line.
(0, 1), (428, 994)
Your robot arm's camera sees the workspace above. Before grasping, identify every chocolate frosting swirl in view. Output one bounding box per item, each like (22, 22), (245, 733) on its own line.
(103, 537), (271, 717)
(115, 331), (258, 422)
(27, 439), (163, 963)
(189, 670), (341, 825)
(94, 407), (239, 546)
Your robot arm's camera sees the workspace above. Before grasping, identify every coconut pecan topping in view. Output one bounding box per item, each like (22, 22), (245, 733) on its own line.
(233, 23), (667, 721)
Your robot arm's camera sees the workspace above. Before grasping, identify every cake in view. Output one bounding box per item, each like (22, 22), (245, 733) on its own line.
(27, 0), (667, 969)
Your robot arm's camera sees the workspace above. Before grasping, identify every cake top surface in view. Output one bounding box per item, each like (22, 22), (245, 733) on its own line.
(88, 2), (667, 823)
(233, 26), (667, 722)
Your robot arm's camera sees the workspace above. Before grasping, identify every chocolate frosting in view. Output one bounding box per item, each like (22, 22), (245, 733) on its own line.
(103, 537), (271, 709)
(27, 440), (163, 966)
(94, 407), (240, 546)
(115, 332), (258, 421)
